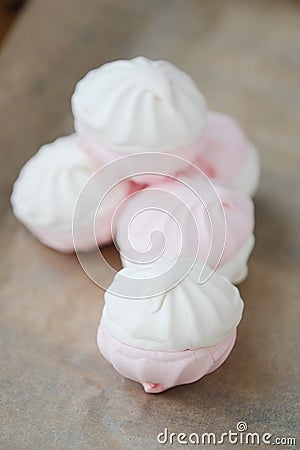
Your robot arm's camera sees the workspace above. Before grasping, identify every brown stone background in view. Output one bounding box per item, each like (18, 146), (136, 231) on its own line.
(0, 0), (299, 449)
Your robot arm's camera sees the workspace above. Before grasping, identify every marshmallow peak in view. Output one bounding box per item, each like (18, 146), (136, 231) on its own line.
(72, 57), (207, 154)
(102, 259), (244, 352)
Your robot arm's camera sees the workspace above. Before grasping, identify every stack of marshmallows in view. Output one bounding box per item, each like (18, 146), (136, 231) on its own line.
(11, 57), (260, 393)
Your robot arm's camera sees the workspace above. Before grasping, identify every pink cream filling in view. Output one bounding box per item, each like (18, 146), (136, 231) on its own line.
(97, 319), (237, 393)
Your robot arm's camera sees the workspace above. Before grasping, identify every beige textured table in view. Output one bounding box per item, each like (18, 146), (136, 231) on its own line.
(1, 1), (300, 448)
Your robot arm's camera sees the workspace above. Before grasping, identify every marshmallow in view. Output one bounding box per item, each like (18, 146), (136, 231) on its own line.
(11, 134), (132, 252)
(115, 176), (255, 283)
(98, 260), (244, 392)
(72, 57), (207, 181)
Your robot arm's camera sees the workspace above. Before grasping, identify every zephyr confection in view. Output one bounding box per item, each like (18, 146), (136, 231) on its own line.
(11, 134), (132, 252)
(115, 176), (255, 284)
(72, 57), (207, 181)
(98, 259), (244, 393)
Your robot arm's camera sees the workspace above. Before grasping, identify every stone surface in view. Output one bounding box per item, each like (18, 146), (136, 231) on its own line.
(0, 0), (299, 448)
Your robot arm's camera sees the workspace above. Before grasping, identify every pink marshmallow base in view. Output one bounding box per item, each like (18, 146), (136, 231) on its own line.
(97, 319), (237, 394)
(75, 118), (208, 185)
(74, 111), (254, 189)
(27, 218), (113, 253)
